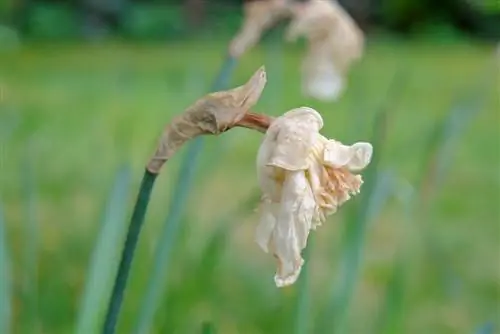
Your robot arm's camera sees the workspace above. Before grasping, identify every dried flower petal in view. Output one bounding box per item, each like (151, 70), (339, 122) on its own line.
(256, 107), (372, 287)
(262, 107), (323, 171)
(285, 0), (364, 101)
(147, 66), (268, 174)
(323, 140), (373, 170)
(229, 0), (291, 58)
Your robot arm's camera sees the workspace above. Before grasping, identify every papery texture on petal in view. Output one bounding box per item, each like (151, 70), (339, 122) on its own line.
(286, 0), (364, 101)
(272, 170), (315, 287)
(264, 107), (324, 171)
(147, 66), (267, 173)
(323, 140), (373, 171)
(255, 199), (279, 253)
(229, 0), (290, 58)
(257, 138), (286, 202)
(348, 142), (373, 170)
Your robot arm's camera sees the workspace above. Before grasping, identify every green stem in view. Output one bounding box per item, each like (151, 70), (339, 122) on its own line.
(134, 55), (237, 334)
(102, 170), (157, 334)
(0, 202), (11, 334)
(101, 55), (237, 334)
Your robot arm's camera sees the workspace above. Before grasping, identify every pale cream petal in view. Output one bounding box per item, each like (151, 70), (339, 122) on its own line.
(323, 140), (355, 167)
(302, 59), (344, 101)
(255, 200), (279, 253)
(265, 107), (323, 171)
(285, 0), (364, 100)
(348, 142), (373, 170)
(323, 140), (373, 171)
(273, 170), (315, 287)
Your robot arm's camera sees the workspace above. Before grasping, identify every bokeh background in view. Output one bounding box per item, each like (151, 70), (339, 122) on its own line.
(0, 0), (499, 333)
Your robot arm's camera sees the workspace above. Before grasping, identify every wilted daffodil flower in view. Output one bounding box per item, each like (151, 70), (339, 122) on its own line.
(229, 0), (291, 58)
(255, 107), (372, 287)
(286, 0), (364, 101)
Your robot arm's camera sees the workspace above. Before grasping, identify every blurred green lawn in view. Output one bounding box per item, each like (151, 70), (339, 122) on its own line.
(0, 38), (499, 333)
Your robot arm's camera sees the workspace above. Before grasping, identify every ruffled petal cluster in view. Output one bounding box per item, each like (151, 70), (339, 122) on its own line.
(255, 107), (372, 287)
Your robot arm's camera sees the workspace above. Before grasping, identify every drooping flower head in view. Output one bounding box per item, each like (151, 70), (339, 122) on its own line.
(256, 107), (372, 287)
(286, 0), (364, 101)
(229, 0), (292, 58)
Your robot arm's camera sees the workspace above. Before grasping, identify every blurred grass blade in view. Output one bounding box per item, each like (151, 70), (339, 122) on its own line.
(375, 179), (415, 334)
(200, 321), (216, 334)
(419, 56), (496, 199)
(264, 29), (284, 111)
(0, 202), (11, 334)
(21, 140), (38, 330)
(475, 322), (494, 334)
(377, 260), (405, 334)
(415, 58), (496, 299)
(134, 56), (237, 334)
(294, 236), (314, 334)
(316, 69), (408, 334)
(76, 165), (132, 334)
(365, 170), (396, 222)
(325, 170), (395, 333)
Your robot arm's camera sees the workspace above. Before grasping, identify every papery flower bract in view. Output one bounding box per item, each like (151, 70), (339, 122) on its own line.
(229, 0), (291, 58)
(286, 0), (364, 101)
(255, 107), (372, 287)
(147, 66), (268, 173)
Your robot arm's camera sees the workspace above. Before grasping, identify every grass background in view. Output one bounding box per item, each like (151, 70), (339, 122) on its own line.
(0, 35), (499, 333)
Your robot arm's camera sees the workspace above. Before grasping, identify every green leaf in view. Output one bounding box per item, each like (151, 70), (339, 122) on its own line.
(134, 56), (237, 334)
(375, 179), (414, 334)
(316, 69), (409, 334)
(415, 52), (497, 298)
(293, 236), (314, 334)
(20, 139), (39, 331)
(200, 321), (217, 334)
(75, 165), (132, 334)
(0, 201), (11, 334)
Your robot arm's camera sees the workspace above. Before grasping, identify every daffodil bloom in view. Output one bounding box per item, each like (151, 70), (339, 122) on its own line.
(286, 0), (364, 101)
(255, 107), (372, 287)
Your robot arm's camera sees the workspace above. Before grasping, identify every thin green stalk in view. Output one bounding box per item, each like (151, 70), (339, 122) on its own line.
(133, 56), (237, 334)
(475, 322), (494, 334)
(200, 321), (216, 334)
(21, 140), (38, 331)
(76, 165), (131, 334)
(375, 179), (414, 334)
(101, 170), (157, 334)
(102, 55), (237, 334)
(0, 202), (11, 334)
(294, 236), (314, 334)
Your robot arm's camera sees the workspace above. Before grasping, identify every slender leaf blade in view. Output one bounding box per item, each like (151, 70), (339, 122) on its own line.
(0, 202), (11, 334)
(75, 165), (132, 334)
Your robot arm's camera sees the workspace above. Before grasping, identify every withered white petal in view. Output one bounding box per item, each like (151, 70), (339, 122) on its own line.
(348, 142), (373, 170)
(255, 200), (279, 253)
(323, 140), (373, 171)
(286, 0), (364, 101)
(273, 170), (315, 287)
(265, 107), (323, 171)
(256, 107), (372, 287)
(302, 61), (344, 101)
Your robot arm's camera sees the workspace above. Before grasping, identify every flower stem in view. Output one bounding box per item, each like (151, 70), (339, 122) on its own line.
(101, 170), (157, 334)
(133, 55), (238, 334)
(101, 55), (238, 334)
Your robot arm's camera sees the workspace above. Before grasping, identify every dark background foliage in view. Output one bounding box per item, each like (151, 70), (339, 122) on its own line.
(1, 0), (499, 40)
